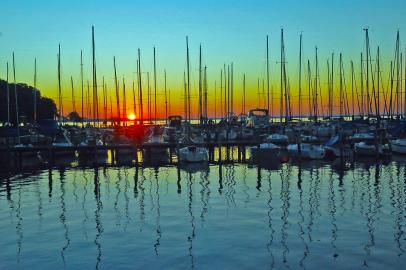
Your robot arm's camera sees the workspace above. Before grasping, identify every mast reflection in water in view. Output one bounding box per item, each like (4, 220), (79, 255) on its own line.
(1, 160), (406, 269)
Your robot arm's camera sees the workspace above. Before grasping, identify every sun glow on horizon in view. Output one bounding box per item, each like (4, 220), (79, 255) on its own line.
(128, 113), (136, 120)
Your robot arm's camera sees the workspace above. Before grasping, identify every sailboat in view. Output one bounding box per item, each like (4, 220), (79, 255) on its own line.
(390, 138), (406, 154)
(287, 143), (326, 160)
(178, 36), (209, 163)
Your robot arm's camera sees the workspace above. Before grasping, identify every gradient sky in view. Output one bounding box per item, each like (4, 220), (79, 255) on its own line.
(1, 0), (406, 118)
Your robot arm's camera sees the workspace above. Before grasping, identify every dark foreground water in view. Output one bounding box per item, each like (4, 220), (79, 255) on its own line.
(1, 159), (406, 269)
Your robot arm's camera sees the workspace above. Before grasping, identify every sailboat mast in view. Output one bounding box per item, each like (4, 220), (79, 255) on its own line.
(71, 76), (76, 114)
(231, 63), (234, 116)
(153, 46), (157, 123)
(113, 57), (120, 125)
(298, 33), (302, 120)
(280, 29), (284, 123)
(339, 53), (343, 119)
(103, 79), (107, 124)
(183, 71), (187, 121)
(331, 53), (334, 118)
(214, 80), (217, 119)
(6, 62), (10, 124)
(243, 74), (246, 114)
(33, 58), (37, 124)
(198, 44), (202, 124)
(87, 80), (91, 124)
(80, 50), (84, 124)
(92, 25), (98, 126)
(12, 52), (20, 143)
(137, 49), (144, 125)
(186, 36), (191, 123)
(220, 70), (223, 118)
(58, 44), (63, 121)
(314, 47), (319, 121)
(204, 66), (208, 120)
(147, 72), (151, 123)
(351, 61), (355, 118)
(164, 70), (168, 123)
(360, 53), (365, 117)
(377, 47), (381, 122)
(227, 65), (230, 119)
(266, 35), (270, 114)
(364, 29), (371, 118)
(132, 81), (136, 122)
(307, 60), (312, 120)
(122, 77), (127, 125)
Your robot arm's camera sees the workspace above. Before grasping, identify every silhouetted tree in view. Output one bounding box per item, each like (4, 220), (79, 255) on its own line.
(67, 111), (82, 122)
(0, 79), (57, 124)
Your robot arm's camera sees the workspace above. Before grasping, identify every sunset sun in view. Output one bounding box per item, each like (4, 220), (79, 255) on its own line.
(128, 113), (136, 120)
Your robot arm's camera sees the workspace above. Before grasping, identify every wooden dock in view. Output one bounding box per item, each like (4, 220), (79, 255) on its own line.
(0, 140), (260, 171)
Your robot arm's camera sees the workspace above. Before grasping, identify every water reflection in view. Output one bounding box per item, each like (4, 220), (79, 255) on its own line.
(58, 168), (70, 266)
(1, 161), (406, 269)
(93, 168), (103, 269)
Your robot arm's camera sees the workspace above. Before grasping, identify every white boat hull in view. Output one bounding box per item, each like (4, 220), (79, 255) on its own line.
(391, 140), (406, 154)
(287, 144), (326, 160)
(178, 146), (209, 163)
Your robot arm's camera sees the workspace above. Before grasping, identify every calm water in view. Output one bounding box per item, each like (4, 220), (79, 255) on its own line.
(1, 159), (406, 269)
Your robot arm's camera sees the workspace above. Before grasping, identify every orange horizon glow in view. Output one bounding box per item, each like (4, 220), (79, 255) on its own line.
(128, 113), (136, 120)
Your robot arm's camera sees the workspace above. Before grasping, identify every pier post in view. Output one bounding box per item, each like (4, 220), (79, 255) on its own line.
(18, 150), (22, 170)
(135, 146), (139, 166)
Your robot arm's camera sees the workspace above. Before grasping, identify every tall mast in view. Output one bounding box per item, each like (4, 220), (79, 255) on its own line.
(307, 60), (312, 120)
(327, 60), (331, 118)
(298, 33), (302, 120)
(314, 47), (319, 121)
(113, 57), (120, 125)
(33, 58), (37, 123)
(6, 62), (10, 124)
(186, 36), (191, 123)
(132, 81), (136, 122)
(243, 74), (246, 114)
(224, 64), (227, 118)
(220, 69), (223, 118)
(364, 28), (371, 118)
(377, 47), (381, 122)
(280, 29), (284, 123)
(164, 70), (168, 122)
(231, 63), (234, 116)
(360, 53), (364, 117)
(58, 44), (63, 121)
(266, 35), (270, 113)
(147, 72), (151, 123)
(86, 80), (91, 123)
(80, 50), (84, 124)
(351, 61), (355, 118)
(390, 61), (394, 118)
(198, 44), (202, 124)
(103, 78), (107, 124)
(331, 53), (334, 118)
(227, 65), (230, 119)
(122, 77), (127, 125)
(92, 25), (98, 126)
(204, 65), (208, 121)
(339, 53), (343, 119)
(404, 45), (406, 117)
(214, 80), (217, 119)
(137, 49), (144, 125)
(71, 76), (76, 114)
(153, 46), (157, 123)
(395, 31), (400, 117)
(183, 71), (187, 121)
(12, 52), (20, 143)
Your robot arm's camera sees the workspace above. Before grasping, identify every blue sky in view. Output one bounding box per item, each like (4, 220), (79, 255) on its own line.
(0, 0), (405, 115)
